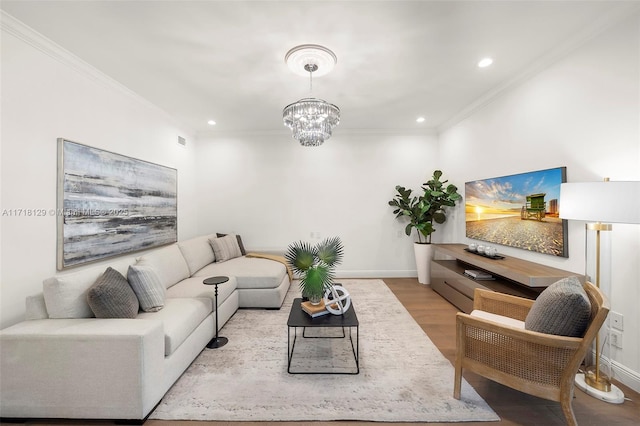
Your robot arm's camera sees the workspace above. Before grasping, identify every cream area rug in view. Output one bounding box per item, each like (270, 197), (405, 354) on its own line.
(150, 279), (499, 422)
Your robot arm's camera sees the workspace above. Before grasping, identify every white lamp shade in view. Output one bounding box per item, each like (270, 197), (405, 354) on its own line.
(560, 181), (640, 224)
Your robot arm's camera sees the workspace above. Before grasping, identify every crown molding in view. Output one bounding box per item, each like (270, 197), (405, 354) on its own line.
(196, 127), (437, 140)
(437, 3), (640, 135)
(1, 11), (189, 131)
(332, 127), (438, 137)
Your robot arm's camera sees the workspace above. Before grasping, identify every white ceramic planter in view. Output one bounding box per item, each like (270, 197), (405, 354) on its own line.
(413, 242), (433, 285)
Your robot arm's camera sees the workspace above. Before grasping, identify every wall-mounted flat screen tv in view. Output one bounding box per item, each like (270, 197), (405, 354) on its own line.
(465, 167), (568, 257)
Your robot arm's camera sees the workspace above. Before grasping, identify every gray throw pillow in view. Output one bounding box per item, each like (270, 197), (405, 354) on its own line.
(525, 276), (591, 337)
(87, 267), (139, 318)
(127, 265), (166, 312)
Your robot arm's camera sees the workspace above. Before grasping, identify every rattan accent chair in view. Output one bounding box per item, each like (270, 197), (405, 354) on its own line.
(453, 282), (609, 426)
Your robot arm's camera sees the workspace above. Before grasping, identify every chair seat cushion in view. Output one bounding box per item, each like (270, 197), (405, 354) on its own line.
(525, 276), (591, 337)
(470, 310), (525, 329)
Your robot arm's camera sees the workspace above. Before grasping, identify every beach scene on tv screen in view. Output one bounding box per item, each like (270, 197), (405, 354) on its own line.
(465, 167), (567, 257)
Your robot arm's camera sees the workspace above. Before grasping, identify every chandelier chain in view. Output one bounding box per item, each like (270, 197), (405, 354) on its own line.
(303, 63), (318, 93)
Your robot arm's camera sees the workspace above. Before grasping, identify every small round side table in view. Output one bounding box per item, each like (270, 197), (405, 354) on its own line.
(203, 276), (229, 349)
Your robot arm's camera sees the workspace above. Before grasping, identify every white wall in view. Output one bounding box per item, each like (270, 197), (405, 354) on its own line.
(438, 14), (640, 391)
(2, 6), (638, 392)
(0, 16), (200, 328)
(195, 130), (440, 277)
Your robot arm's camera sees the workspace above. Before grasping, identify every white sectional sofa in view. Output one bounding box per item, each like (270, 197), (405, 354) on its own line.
(0, 233), (290, 421)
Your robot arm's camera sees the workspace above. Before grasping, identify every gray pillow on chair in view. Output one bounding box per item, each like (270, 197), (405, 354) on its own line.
(87, 267), (139, 318)
(525, 276), (591, 337)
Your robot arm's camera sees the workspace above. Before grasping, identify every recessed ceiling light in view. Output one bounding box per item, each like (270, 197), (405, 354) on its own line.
(416, 117), (426, 123)
(478, 58), (493, 68)
(207, 120), (216, 126)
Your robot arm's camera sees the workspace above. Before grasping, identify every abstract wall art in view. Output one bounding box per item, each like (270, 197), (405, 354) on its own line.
(57, 139), (177, 269)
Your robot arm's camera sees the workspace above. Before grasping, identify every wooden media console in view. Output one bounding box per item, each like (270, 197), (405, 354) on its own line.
(430, 243), (582, 313)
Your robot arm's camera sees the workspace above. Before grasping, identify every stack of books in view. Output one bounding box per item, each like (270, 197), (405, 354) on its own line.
(301, 299), (339, 318)
(464, 269), (495, 280)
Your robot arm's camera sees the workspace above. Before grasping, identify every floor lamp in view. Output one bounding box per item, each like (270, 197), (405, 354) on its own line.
(560, 179), (640, 404)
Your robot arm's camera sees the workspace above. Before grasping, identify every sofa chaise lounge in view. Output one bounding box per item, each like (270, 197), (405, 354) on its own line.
(0, 233), (290, 421)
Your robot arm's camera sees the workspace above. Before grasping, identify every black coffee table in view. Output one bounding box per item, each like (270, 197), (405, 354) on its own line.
(287, 298), (359, 374)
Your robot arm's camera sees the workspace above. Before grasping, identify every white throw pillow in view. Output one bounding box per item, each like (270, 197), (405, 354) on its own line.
(127, 265), (166, 312)
(209, 234), (243, 263)
(216, 233), (247, 255)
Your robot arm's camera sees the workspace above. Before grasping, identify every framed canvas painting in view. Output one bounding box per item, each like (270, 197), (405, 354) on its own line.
(465, 167), (568, 257)
(57, 139), (177, 269)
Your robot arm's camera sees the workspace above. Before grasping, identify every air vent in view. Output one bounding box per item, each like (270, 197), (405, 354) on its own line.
(178, 136), (186, 146)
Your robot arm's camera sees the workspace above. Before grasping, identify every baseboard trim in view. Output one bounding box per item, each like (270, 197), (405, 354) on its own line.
(583, 350), (640, 394)
(335, 270), (416, 279)
(602, 355), (640, 394)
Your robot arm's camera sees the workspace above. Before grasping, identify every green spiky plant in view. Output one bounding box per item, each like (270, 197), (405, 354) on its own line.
(388, 170), (462, 244)
(284, 236), (344, 303)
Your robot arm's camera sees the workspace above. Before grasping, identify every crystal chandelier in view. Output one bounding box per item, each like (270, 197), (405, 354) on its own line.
(283, 45), (340, 147)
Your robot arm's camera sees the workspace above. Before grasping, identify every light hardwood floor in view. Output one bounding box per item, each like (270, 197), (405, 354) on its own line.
(13, 278), (639, 426)
(382, 278), (639, 426)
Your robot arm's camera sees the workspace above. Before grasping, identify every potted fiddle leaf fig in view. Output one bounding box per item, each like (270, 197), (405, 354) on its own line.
(285, 236), (344, 305)
(388, 170), (462, 284)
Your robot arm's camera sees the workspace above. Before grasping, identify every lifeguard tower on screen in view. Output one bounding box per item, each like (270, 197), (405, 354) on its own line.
(520, 193), (546, 221)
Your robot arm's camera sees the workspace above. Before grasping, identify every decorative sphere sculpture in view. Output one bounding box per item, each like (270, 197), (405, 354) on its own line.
(323, 285), (351, 315)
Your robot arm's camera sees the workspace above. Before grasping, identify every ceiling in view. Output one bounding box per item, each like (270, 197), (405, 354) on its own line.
(2, 1), (637, 137)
